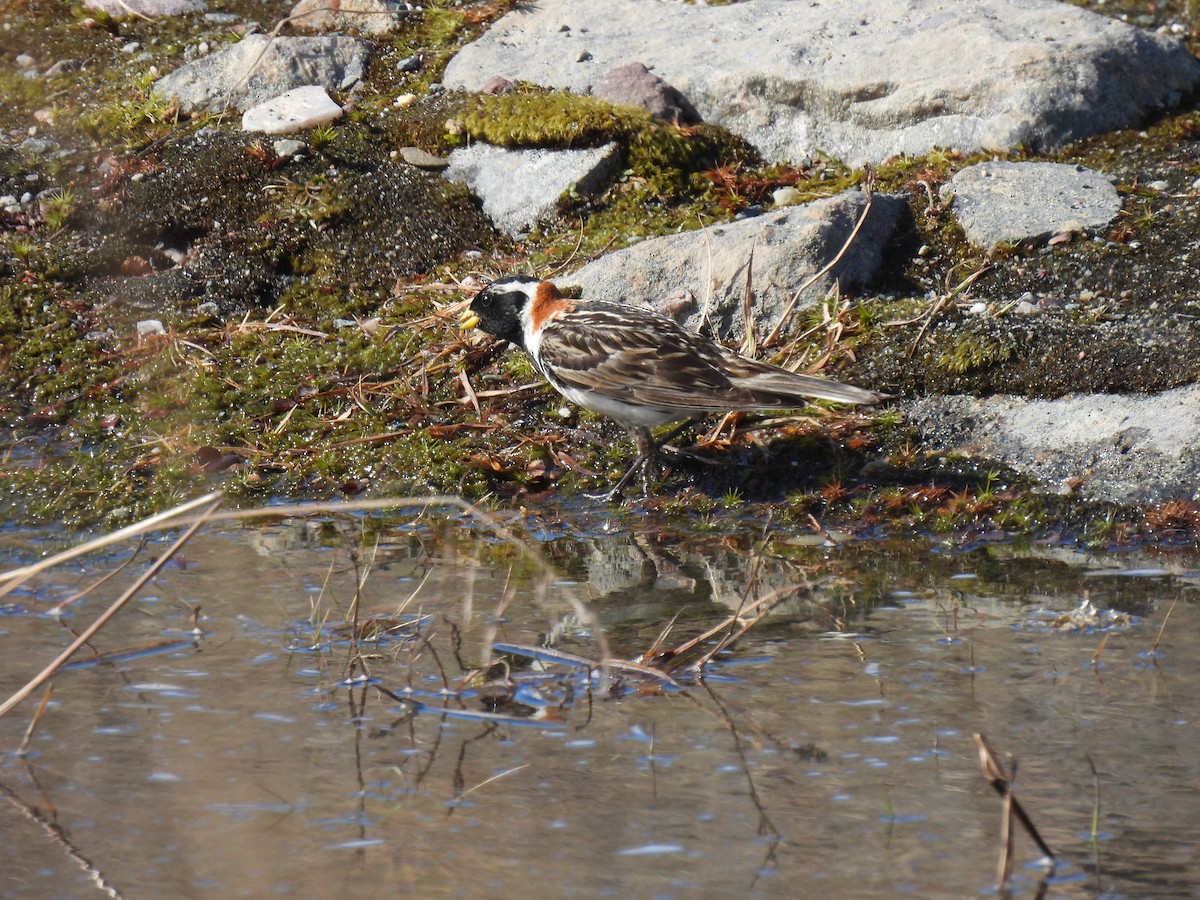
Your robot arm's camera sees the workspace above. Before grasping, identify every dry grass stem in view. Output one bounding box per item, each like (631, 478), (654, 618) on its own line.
(972, 733), (1055, 869)
(1150, 595), (1179, 656)
(0, 491), (223, 599)
(763, 177), (874, 348)
(0, 497), (221, 719)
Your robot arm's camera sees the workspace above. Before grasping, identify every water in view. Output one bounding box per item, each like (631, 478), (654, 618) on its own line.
(1, 514), (1198, 898)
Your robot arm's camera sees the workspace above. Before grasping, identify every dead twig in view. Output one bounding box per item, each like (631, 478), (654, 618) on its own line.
(740, 242), (757, 358)
(972, 732), (1055, 883)
(904, 263), (992, 358)
(0, 491), (223, 599)
(763, 170), (875, 348)
(1149, 595), (1179, 656)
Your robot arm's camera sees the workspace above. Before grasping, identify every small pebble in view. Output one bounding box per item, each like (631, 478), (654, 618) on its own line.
(15, 53), (35, 68)
(772, 186), (802, 206)
(394, 93), (417, 108)
(137, 319), (166, 337)
(398, 147), (448, 170)
(1147, 179), (1170, 192)
(122, 41), (141, 53)
(396, 54), (421, 72)
(272, 138), (305, 159)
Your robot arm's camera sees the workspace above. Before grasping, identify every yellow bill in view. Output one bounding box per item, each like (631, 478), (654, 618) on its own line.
(459, 309), (481, 329)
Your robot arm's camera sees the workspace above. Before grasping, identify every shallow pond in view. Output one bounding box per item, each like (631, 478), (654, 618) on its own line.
(1, 509), (1198, 898)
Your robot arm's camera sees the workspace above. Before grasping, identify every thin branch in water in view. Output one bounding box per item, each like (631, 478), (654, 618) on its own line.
(46, 536), (148, 617)
(0, 497), (221, 719)
(1149, 594), (1179, 656)
(16, 685), (53, 757)
(0, 491), (223, 598)
(455, 764), (530, 802)
(0, 780), (125, 898)
(972, 733), (1055, 869)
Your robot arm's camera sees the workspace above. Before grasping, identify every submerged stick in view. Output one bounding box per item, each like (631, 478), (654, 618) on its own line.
(972, 733), (1055, 862)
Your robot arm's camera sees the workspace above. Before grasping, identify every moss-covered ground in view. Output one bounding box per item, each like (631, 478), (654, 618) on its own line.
(1, 0), (1199, 546)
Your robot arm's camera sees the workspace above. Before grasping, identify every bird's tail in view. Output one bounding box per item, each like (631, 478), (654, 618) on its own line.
(739, 369), (885, 406)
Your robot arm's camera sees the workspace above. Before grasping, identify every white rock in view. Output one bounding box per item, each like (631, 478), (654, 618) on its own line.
(137, 319), (167, 337)
(444, 142), (620, 236)
(242, 85), (343, 134)
(272, 138), (306, 158)
(772, 186), (802, 206)
(443, 0), (1200, 166)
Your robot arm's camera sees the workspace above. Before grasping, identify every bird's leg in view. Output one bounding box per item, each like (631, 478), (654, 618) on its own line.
(587, 426), (657, 502)
(635, 426), (659, 496)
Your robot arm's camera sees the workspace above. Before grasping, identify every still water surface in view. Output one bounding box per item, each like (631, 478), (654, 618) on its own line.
(1, 512), (1198, 898)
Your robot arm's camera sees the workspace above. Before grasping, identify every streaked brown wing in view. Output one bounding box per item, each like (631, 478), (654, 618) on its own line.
(537, 301), (881, 410)
(536, 303), (756, 411)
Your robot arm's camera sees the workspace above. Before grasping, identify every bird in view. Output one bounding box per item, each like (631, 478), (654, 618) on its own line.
(460, 275), (883, 501)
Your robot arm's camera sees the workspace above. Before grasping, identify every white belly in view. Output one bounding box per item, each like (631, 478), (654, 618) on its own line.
(554, 383), (683, 428)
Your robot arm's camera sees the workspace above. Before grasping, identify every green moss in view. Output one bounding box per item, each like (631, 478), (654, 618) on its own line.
(934, 331), (1017, 374)
(457, 91), (758, 197)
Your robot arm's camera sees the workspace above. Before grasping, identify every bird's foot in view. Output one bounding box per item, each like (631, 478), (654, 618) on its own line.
(587, 428), (660, 502)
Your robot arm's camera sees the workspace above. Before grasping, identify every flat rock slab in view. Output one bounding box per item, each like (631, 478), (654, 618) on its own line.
(83, 0), (206, 17)
(566, 191), (910, 342)
(242, 85), (342, 134)
(288, 0), (412, 35)
(443, 0), (1200, 166)
(944, 161), (1122, 247)
(906, 386), (1200, 505)
(444, 142), (620, 236)
(154, 34), (370, 113)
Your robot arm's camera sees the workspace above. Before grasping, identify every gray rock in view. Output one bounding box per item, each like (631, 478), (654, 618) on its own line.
(942, 161), (1122, 248)
(154, 34), (371, 113)
(443, 0), (1200, 166)
(444, 141), (620, 236)
(398, 146), (448, 169)
(83, 0), (205, 17)
(43, 59), (82, 76)
(566, 191), (910, 342)
(906, 386), (1200, 505)
(288, 0), (412, 35)
(272, 138), (306, 158)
